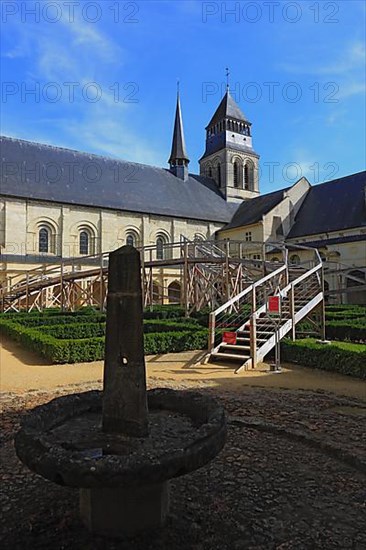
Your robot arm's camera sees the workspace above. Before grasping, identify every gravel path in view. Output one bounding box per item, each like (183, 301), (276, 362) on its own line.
(1, 379), (365, 549)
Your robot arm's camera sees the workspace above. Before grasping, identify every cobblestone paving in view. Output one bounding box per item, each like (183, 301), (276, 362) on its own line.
(1, 379), (365, 549)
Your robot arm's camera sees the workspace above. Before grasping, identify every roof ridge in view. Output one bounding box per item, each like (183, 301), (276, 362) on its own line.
(311, 170), (366, 188)
(0, 135), (164, 172)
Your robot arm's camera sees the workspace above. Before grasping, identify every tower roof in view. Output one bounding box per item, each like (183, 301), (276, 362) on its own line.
(207, 90), (249, 128)
(168, 92), (189, 165)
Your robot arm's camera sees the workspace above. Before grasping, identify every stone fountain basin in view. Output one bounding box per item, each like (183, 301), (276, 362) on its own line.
(15, 389), (226, 489)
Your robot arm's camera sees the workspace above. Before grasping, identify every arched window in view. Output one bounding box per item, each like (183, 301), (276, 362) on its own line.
(79, 230), (89, 255)
(290, 254), (300, 265)
(125, 230), (139, 248)
(168, 281), (181, 303)
(126, 234), (134, 246)
(39, 226), (50, 253)
(217, 164), (221, 186)
(244, 161), (254, 190)
(208, 166), (213, 178)
(346, 270), (366, 305)
(233, 162), (239, 188)
(156, 235), (167, 260)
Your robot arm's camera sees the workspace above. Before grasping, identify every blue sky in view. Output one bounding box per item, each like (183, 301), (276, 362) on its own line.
(1, 0), (365, 194)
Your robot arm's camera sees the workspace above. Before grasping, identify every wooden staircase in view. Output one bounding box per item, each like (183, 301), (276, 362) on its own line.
(207, 248), (325, 372)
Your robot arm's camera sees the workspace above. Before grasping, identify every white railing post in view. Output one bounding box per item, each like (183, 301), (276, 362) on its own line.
(99, 252), (104, 311)
(250, 287), (257, 368)
(250, 313), (257, 369)
(183, 241), (189, 317)
(25, 273), (29, 312)
(208, 312), (215, 353)
(321, 265), (326, 340)
(290, 283), (295, 340)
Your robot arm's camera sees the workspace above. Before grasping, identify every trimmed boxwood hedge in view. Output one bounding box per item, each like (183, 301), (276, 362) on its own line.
(6, 314), (106, 328)
(326, 320), (366, 343)
(143, 306), (185, 319)
(38, 319), (201, 340)
(39, 322), (106, 339)
(0, 317), (208, 364)
(281, 339), (366, 379)
(326, 312), (365, 322)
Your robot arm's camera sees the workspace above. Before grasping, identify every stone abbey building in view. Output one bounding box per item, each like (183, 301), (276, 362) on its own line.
(0, 91), (365, 303)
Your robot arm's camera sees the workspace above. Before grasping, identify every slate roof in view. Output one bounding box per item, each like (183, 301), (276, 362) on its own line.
(288, 171), (366, 238)
(0, 136), (238, 223)
(168, 93), (189, 164)
(288, 234), (366, 248)
(207, 91), (249, 128)
(222, 188), (287, 231)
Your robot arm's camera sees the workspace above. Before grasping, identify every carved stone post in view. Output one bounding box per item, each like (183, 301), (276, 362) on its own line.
(102, 245), (148, 437)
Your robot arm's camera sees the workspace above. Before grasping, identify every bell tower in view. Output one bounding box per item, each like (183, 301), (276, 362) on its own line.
(199, 82), (260, 202)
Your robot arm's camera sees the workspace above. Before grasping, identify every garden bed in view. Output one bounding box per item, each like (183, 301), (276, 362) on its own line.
(281, 338), (366, 380)
(0, 309), (207, 364)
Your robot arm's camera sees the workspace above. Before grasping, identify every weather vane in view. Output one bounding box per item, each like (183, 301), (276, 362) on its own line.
(225, 67), (230, 91)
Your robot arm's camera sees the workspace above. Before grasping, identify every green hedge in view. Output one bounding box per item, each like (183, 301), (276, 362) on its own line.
(1, 307), (98, 318)
(38, 319), (200, 340)
(0, 318), (208, 364)
(7, 314), (106, 327)
(326, 305), (365, 313)
(145, 330), (207, 355)
(143, 306), (185, 320)
(326, 311), (366, 321)
(326, 320), (366, 343)
(39, 322), (106, 339)
(281, 339), (366, 379)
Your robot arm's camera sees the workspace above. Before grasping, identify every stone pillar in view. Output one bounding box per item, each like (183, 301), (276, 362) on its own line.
(102, 245), (148, 436)
(80, 482), (170, 536)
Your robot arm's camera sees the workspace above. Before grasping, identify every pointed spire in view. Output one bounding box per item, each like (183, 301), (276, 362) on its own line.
(225, 67), (230, 92)
(168, 89), (189, 168)
(206, 89), (248, 129)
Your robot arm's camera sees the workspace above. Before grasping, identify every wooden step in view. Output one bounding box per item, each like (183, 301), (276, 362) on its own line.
(237, 336), (267, 342)
(211, 352), (249, 361)
(220, 344), (251, 350)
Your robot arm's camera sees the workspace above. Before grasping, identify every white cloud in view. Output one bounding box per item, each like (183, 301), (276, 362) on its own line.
(2, 12), (162, 164)
(278, 40), (365, 76)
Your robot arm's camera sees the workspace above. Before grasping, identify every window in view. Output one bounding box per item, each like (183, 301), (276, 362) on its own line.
(208, 167), (213, 178)
(233, 161), (239, 188)
(78, 227), (96, 255)
(217, 164), (221, 186)
(245, 232), (252, 242)
(253, 254), (261, 268)
(244, 161), (254, 190)
(156, 235), (165, 260)
(168, 281), (181, 303)
(79, 231), (89, 255)
(290, 254), (300, 265)
(126, 234), (134, 246)
(125, 230), (139, 248)
(39, 226), (49, 253)
(271, 257), (280, 263)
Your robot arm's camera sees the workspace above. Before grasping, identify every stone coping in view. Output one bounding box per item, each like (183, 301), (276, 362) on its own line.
(15, 388), (227, 488)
